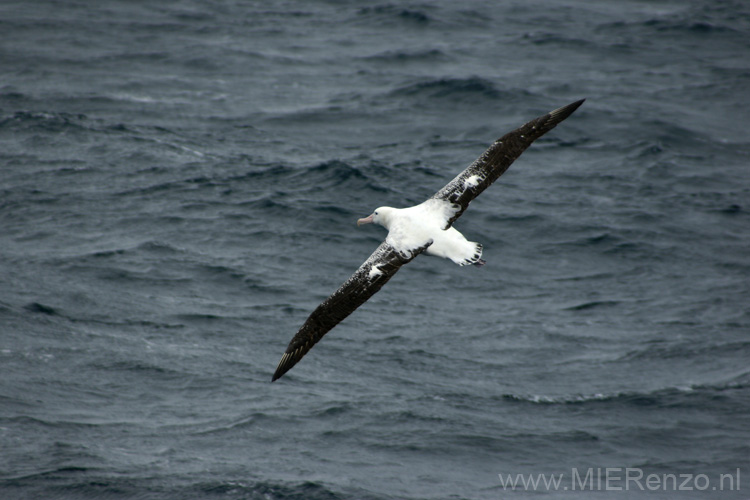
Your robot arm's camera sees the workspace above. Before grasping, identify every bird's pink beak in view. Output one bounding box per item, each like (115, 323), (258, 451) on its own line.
(357, 214), (374, 227)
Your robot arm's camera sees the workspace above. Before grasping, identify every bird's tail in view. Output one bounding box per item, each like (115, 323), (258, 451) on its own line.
(460, 242), (484, 266)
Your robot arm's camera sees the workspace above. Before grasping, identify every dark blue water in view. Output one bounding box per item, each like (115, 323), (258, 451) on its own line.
(1, 1), (749, 499)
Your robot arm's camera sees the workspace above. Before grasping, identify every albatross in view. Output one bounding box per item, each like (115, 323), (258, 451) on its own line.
(272, 99), (585, 381)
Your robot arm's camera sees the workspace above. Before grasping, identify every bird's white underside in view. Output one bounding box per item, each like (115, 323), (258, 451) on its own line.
(378, 198), (482, 267)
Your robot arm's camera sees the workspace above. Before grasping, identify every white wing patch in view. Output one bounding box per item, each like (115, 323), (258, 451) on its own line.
(368, 264), (383, 280)
(463, 174), (482, 190)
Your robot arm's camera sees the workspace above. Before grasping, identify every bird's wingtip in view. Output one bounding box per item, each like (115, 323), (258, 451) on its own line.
(271, 366), (287, 382)
(549, 98), (586, 121)
(271, 352), (290, 382)
(271, 349), (302, 382)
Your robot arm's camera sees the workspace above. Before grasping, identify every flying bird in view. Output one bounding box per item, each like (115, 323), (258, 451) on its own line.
(272, 99), (584, 381)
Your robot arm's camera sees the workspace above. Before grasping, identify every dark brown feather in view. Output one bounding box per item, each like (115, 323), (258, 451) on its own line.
(432, 99), (585, 228)
(272, 240), (431, 381)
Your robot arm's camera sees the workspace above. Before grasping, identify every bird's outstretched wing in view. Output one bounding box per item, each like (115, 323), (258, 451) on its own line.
(272, 240), (432, 381)
(431, 99), (585, 229)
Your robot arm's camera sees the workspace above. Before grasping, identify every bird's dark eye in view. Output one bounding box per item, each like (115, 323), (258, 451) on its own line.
(375, 211), (379, 215)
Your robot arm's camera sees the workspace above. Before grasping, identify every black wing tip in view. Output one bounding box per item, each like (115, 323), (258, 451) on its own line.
(271, 351), (295, 382)
(549, 98), (586, 123)
(271, 365), (288, 382)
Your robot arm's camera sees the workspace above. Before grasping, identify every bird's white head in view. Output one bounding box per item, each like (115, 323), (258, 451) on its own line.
(357, 206), (394, 229)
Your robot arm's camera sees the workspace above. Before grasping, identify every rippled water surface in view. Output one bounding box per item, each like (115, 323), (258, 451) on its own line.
(1, 1), (749, 499)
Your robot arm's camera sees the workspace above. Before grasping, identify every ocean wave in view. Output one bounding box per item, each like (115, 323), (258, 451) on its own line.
(597, 8), (743, 41)
(15, 295), (185, 331)
(198, 479), (375, 500)
(0, 89), (28, 103)
(0, 111), (89, 133)
(89, 358), (182, 377)
(135, 159), (384, 199)
(361, 48), (447, 63)
(1, 466), (99, 486)
(58, 262), (192, 288)
(246, 160), (389, 195)
(389, 76), (508, 102)
(3, 475), (351, 500)
(552, 271), (616, 282)
(260, 105), (364, 126)
(522, 32), (596, 48)
(502, 379), (750, 408)
(642, 18), (738, 34)
(61, 240), (186, 265)
(306, 160), (368, 184)
(563, 300), (620, 311)
(618, 340), (750, 362)
(173, 312), (225, 323)
(356, 5), (431, 25)
(23, 302), (60, 316)
(1, 415), (104, 430)
(551, 231), (663, 260)
(2, 473), (376, 500)
(85, 241), (185, 260)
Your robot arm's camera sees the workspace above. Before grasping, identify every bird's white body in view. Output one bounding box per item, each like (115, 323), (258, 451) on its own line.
(364, 199), (484, 267)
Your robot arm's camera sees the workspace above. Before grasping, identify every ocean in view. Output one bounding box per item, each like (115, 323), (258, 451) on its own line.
(1, 1), (749, 499)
